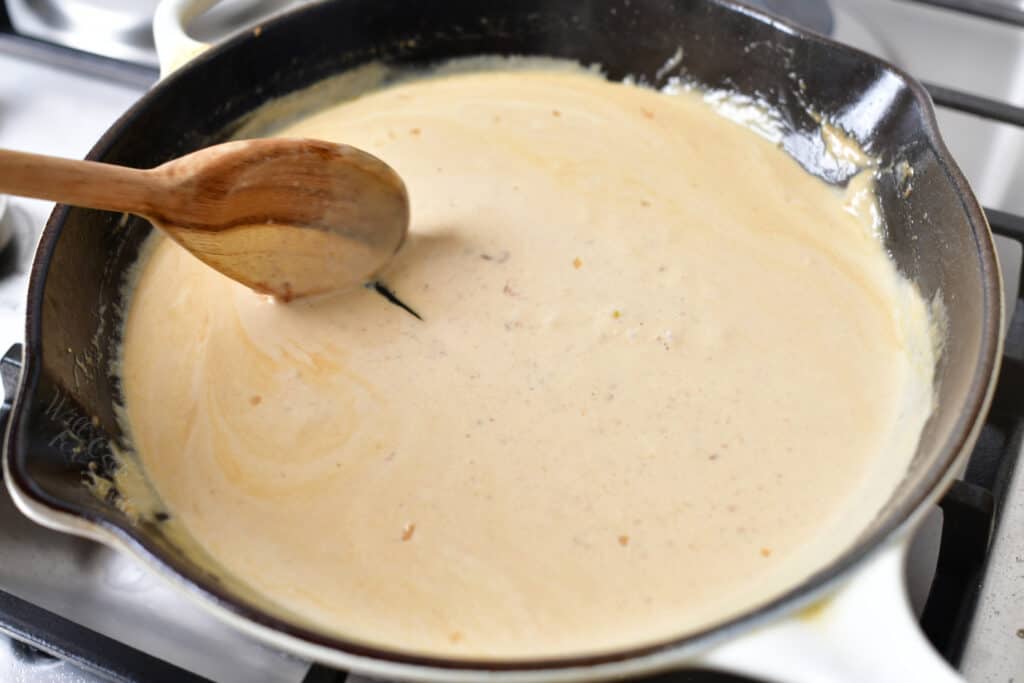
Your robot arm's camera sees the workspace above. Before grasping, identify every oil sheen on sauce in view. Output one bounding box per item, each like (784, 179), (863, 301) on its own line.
(119, 64), (936, 659)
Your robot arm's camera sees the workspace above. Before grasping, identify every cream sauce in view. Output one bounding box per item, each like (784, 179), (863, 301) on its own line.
(120, 66), (935, 659)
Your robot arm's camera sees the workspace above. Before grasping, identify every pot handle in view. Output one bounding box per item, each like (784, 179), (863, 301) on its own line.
(698, 541), (963, 683)
(152, 0), (218, 78)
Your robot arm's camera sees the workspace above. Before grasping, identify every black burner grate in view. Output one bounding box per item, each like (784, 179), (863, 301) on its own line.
(0, 3), (157, 89)
(906, 0), (1024, 28)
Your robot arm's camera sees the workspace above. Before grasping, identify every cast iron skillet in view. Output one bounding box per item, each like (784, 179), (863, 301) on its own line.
(1, 0), (1003, 680)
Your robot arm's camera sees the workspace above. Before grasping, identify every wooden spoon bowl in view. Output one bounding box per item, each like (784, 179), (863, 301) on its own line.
(0, 138), (410, 300)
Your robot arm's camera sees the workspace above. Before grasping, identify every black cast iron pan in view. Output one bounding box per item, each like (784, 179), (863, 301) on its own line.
(1, 0), (1002, 680)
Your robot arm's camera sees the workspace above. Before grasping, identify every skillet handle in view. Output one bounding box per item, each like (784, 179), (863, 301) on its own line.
(698, 541), (964, 683)
(152, 0), (218, 77)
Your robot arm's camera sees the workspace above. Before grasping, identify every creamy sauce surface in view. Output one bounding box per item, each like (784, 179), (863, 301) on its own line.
(120, 66), (935, 659)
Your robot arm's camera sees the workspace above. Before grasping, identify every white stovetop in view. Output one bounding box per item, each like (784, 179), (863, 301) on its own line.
(0, 2), (1021, 682)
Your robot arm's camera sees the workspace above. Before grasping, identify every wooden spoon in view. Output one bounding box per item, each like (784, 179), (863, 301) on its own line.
(0, 138), (410, 301)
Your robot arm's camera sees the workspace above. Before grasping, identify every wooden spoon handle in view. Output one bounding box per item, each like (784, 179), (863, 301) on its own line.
(0, 148), (156, 216)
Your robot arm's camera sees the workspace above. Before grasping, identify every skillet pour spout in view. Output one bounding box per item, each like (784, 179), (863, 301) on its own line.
(2, 0), (1002, 680)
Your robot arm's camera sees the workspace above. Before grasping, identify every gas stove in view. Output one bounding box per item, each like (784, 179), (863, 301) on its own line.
(0, 1), (1022, 682)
